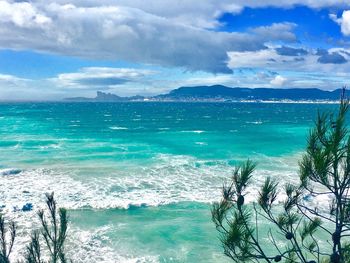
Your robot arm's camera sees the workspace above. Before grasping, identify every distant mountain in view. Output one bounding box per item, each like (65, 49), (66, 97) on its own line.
(65, 86), (343, 102)
(95, 91), (124, 101)
(65, 91), (145, 102)
(156, 85), (342, 101)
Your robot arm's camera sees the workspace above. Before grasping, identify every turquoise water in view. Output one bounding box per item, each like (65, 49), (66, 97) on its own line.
(0, 102), (338, 262)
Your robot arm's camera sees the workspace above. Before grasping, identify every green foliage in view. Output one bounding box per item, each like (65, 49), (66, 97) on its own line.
(258, 177), (278, 212)
(26, 192), (68, 263)
(0, 193), (69, 263)
(25, 231), (44, 263)
(36, 193), (68, 263)
(0, 215), (15, 263)
(212, 89), (350, 263)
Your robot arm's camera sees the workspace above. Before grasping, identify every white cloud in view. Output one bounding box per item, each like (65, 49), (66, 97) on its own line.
(270, 75), (287, 86)
(331, 10), (350, 36)
(0, 68), (156, 100)
(0, 67), (349, 100)
(54, 67), (157, 89)
(0, 74), (39, 100)
(228, 49), (281, 68)
(165, 69), (347, 91)
(0, 1), (51, 28)
(225, 46), (350, 90)
(228, 46), (350, 73)
(30, 1), (350, 28)
(0, 1), (346, 75)
(0, 73), (28, 83)
(1, 0), (345, 75)
(0, 1), (284, 74)
(36, 0), (243, 29)
(250, 23), (297, 42)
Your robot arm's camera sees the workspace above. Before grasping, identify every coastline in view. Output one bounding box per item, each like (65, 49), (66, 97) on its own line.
(0, 99), (342, 104)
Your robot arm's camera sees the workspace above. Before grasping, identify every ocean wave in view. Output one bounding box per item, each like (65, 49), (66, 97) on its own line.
(180, 130), (205, 134)
(0, 168), (22, 176)
(39, 143), (61, 149)
(0, 153), (304, 213)
(0, 152), (309, 213)
(67, 227), (159, 263)
(0, 152), (331, 262)
(245, 121), (263, 125)
(0, 167), (222, 212)
(109, 126), (128, 130)
(7, 217), (159, 263)
(195, 142), (207, 145)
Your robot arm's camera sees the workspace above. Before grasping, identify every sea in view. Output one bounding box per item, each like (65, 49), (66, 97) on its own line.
(0, 102), (338, 262)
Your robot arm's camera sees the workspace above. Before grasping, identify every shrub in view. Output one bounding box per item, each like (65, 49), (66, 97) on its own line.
(212, 91), (350, 262)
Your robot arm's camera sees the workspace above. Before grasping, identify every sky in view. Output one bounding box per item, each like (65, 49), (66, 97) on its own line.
(1, 1), (350, 100)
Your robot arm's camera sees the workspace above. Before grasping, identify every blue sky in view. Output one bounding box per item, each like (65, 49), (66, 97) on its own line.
(0, 1), (350, 100)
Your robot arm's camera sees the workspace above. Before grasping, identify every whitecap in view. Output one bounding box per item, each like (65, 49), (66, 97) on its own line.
(181, 130), (205, 134)
(246, 121), (263, 125)
(39, 143), (61, 149)
(0, 159), (226, 211)
(109, 126), (128, 130)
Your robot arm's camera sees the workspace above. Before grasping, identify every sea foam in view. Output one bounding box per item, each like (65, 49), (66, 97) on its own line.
(0, 153), (328, 262)
(0, 154), (303, 212)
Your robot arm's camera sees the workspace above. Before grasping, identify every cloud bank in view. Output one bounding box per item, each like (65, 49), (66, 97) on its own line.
(0, 1), (276, 74)
(0, 1), (350, 99)
(0, 1), (349, 75)
(1, 0), (341, 74)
